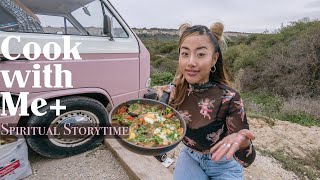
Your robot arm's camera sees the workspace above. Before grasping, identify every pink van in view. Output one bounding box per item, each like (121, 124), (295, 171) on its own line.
(0, 0), (155, 158)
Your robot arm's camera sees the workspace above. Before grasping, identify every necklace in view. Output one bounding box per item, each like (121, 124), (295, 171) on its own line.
(187, 80), (216, 95)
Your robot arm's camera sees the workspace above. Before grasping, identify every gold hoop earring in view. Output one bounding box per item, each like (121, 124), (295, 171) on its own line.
(210, 65), (216, 73)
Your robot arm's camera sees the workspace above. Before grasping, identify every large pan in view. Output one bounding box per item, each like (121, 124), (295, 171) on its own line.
(108, 99), (186, 156)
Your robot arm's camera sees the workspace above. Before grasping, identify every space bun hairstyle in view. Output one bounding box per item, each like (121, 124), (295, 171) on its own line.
(178, 22), (227, 52)
(170, 22), (230, 108)
(210, 22), (227, 51)
(178, 23), (192, 36)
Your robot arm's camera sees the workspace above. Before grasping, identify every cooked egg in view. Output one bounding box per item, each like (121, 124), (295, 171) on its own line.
(153, 128), (161, 134)
(145, 113), (156, 119)
(128, 132), (136, 140)
(144, 116), (155, 124)
(155, 114), (166, 121)
(174, 133), (178, 139)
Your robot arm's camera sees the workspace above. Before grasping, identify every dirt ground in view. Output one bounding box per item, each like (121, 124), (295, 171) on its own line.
(26, 145), (129, 180)
(25, 117), (320, 180)
(249, 118), (320, 158)
(167, 117), (320, 180)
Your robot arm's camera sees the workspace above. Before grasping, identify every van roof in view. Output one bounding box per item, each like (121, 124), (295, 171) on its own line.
(20, 0), (95, 14)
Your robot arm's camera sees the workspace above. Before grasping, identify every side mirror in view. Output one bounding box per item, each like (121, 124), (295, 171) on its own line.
(103, 14), (113, 37)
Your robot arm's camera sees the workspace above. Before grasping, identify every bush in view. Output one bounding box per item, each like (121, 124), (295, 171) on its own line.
(151, 57), (178, 75)
(242, 91), (320, 127)
(167, 50), (179, 60)
(242, 91), (283, 119)
(231, 20), (320, 98)
(161, 58), (178, 74)
(275, 112), (319, 127)
(282, 97), (320, 120)
(151, 72), (174, 86)
(159, 43), (177, 54)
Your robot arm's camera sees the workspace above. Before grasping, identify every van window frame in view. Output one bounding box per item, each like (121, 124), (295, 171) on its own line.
(100, 0), (129, 39)
(0, 0), (130, 39)
(35, 13), (88, 35)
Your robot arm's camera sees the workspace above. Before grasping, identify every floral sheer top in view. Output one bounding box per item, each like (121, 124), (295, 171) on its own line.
(176, 81), (256, 167)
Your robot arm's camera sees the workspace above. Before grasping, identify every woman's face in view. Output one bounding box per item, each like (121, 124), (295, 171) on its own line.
(179, 34), (218, 84)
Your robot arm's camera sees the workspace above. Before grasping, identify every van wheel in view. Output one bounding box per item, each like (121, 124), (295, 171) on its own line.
(26, 96), (108, 158)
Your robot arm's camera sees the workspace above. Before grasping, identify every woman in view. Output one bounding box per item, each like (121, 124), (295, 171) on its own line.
(160, 22), (256, 180)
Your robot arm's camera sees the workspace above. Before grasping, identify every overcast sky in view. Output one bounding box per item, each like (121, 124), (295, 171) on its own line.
(108, 0), (320, 33)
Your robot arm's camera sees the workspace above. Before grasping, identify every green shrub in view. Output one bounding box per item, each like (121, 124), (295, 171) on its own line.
(161, 58), (178, 74)
(241, 91), (284, 125)
(151, 57), (178, 74)
(275, 112), (319, 127)
(242, 91), (320, 127)
(151, 72), (174, 86)
(159, 43), (177, 54)
(167, 50), (179, 60)
(242, 92), (283, 116)
(151, 57), (165, 67)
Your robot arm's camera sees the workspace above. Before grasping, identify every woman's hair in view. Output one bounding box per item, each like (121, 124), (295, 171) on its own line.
(170, 22), (230, 108)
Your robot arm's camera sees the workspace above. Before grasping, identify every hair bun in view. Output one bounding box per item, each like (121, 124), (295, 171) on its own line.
(179, 23), (191, 36)
(210, 22), (228, 51)
(210, 22), (224, 41)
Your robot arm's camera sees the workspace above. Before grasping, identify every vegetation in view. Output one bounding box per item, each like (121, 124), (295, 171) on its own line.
(258, 148), (320, 180)
(151, 72), (174, 87)
(137, 18), (320, 127)
(226, 19), (320, 98)
(242, 92), (320, 127)
(140, 34), (179, 83)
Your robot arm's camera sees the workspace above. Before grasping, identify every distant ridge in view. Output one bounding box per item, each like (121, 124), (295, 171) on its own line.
(41, 26), (254, 38)
(132, 28), (254, 37)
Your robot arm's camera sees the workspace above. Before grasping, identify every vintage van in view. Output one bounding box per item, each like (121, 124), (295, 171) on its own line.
(0, 0), (155, 158)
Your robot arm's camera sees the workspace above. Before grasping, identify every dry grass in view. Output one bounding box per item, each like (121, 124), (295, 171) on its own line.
(242, 93), (320, 127)
(282, 97), (320, 120)
(257, 148), (320, 180)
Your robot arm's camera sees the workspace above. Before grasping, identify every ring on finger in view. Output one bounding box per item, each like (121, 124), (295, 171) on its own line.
(226, 143), (231, 148)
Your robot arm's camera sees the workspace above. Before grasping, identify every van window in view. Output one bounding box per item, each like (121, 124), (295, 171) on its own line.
(111, 15), (129, 38)
(37, 15), (82, 35)
(71, 0), (128, 38)
(0, 0), (128, 38)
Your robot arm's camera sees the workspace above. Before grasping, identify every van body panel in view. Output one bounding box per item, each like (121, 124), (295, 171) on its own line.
(0, 53), (140, 96)
(0, 87), (113, 124)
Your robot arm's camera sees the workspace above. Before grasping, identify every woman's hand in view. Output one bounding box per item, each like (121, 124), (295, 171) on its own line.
(210, 129), (255, 162)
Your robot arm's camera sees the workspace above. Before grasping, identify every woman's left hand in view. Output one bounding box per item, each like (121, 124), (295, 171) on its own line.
(210, 129), (255, 162)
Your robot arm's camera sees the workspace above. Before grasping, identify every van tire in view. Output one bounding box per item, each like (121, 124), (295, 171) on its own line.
(26, 96), (108, 158)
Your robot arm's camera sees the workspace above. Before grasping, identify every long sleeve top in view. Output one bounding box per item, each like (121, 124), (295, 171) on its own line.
(174, 81), (256, 167)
